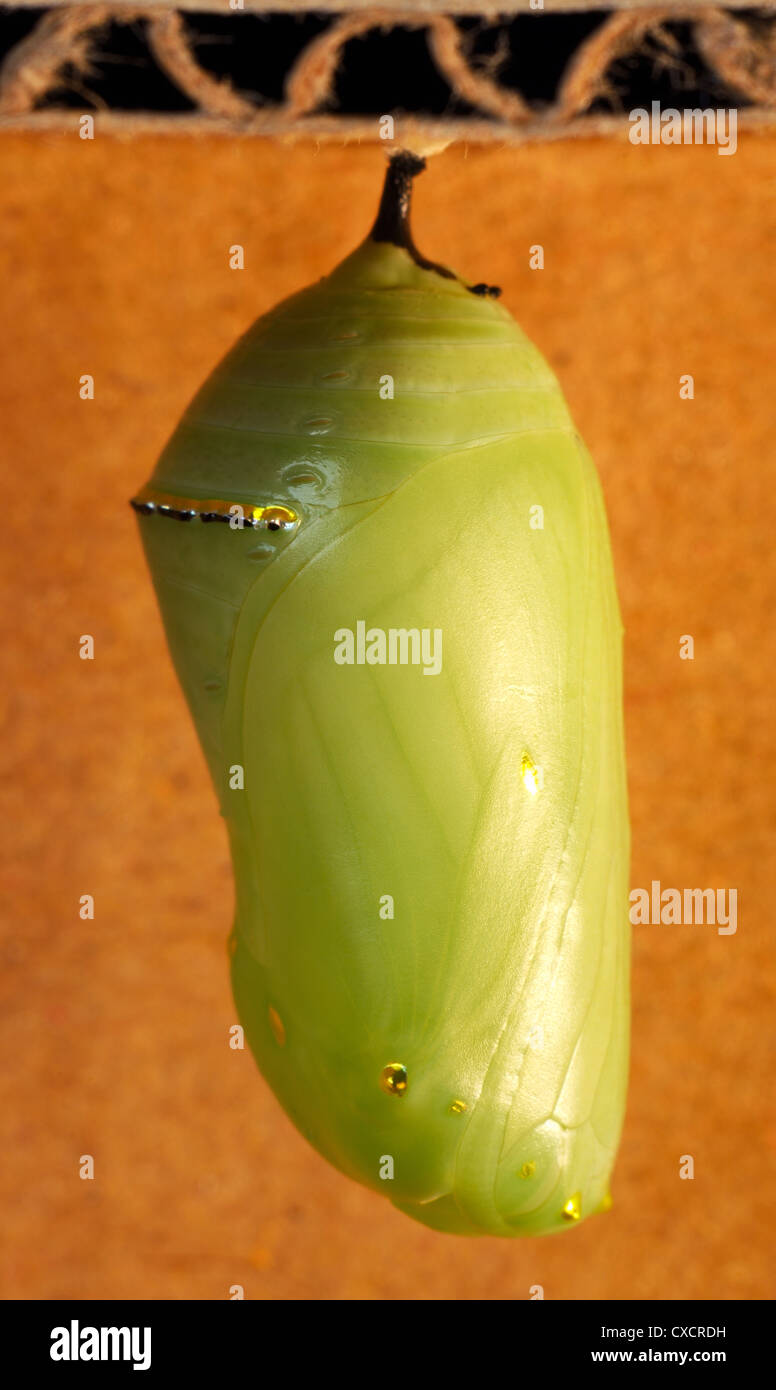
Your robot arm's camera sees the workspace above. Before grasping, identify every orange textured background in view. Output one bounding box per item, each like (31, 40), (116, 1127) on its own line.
(0, 132), (774, 1301)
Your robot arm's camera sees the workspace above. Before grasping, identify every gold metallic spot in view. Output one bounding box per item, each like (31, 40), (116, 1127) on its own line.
(597, 1191), (613, 1213)
(268, 1007), (286, 1047)
(520, 753), (540, 796)
(562, 1192), (582, 1222)
(380, 1063), (408, 1096)
(260, 506), (298, 531)
(449, 1099), (467, 1115)
(520, 1161), (536, 1179)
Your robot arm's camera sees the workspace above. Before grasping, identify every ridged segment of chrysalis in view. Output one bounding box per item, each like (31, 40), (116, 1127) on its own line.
(132, 154), (630, 1237)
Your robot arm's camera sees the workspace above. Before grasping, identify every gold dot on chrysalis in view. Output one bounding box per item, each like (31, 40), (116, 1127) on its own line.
(380, 1063), (408, 1096)
(562, 1192), (582, 1222)
(268, 1007), (286, 1047)
(521, 753), (540, 796)
(520, 1161), (536, 1179)
(259, 505), (298, 532)
(449, 1099), (467, 1115)
(598, 1191), (613, 1213)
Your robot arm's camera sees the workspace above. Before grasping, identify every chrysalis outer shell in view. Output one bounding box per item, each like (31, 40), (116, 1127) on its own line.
(133, 158), (630, 1237)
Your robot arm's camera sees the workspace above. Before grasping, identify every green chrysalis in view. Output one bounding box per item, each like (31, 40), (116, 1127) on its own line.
(132, 154), (630, 1237)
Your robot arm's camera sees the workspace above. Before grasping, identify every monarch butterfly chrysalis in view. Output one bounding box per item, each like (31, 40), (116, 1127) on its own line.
(131, 153), (630, 1237)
